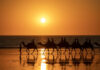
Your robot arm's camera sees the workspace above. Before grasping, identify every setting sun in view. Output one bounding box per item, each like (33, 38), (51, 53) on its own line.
(41, 18), (46, 23)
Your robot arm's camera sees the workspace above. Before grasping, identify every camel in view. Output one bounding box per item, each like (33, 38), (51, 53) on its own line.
(71, 39), (82, 54)
(57, 37), (70, 54)
(38, 38), (58, 54)
(20, 39), (38, 54)
(82, 39), (94, 53)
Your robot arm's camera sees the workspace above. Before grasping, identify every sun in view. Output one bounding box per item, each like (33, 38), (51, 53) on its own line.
(41, 18), (46, 23)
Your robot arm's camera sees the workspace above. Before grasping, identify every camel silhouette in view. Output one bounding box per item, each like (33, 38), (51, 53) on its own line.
(20, 39), (38, 54)
(38, 38), (57, 54)
(82, 39), (94, 53)
(71, 39), (82, 54)
(57, 37), (70, 54)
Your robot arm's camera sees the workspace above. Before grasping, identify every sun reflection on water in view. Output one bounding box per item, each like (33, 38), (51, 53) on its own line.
(41, 48), (47, 70)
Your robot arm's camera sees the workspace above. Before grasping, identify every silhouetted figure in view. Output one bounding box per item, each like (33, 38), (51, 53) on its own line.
(38, 38), (57, 54)
(57, 37), (70, 54)
(20, 39), (38, 54)
(71, 39), (82, 54)
(63, 38), (70, 54)
(51, 38), (58, 54)
(82, 39), (94, 54)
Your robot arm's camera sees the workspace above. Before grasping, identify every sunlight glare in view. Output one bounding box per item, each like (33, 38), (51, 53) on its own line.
(41, 49), (47, 70)
(41, 48), (45, 58)
(41, 62), (46, 70)
(41, 18), (46, 23)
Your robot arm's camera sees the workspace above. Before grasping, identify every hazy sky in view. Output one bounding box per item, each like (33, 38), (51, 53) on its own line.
(0, 0), (100, 35)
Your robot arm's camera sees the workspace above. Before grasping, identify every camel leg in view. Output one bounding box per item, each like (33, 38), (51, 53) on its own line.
(73, 48), (75, 54)
(27, 53), (29, 61)
(63, 48), (66, 55)
(37, 49), (38, 55)
(51, 48), (53, 54)
(51, 48), (53, 55)
(70, 48), (72, 54)
(27, 49), (30, 55)
(69, 48), (70, 54)
(19, 44), (22, 55)
(80, 49), (83, 55)
(71, 48), (73, 54)
(91, 48), (94, 55)
(93, 49), (95, 55)
(19, 45), (22, 64)
(60, 48), (62, 55)
(31, 49), (35, 54)
(79, 48), (81, 54)
(37, 49), (38, 54)
(26, 48), (28, 53)
(48, 49), (49, 55)
(43, 49), (46, 54)
(57, 49), (59, 55)
(26, 48), (29, 54)
(86, 48), (88, 54)
(75, 48), (76, 54)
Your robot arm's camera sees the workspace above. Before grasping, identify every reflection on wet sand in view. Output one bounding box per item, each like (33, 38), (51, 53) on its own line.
(26, 54), (38, 66)
(19, 48), (95, 70)
(41, 49), (47, 70)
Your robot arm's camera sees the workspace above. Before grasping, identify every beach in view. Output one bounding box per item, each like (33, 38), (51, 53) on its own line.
(0, 48), (100, 70)
(0, 36), (100, 70)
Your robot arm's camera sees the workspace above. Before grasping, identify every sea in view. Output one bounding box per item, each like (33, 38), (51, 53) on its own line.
(0, 35), (100, 70)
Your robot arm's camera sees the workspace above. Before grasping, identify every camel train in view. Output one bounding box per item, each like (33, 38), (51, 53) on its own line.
(19, 37), (96, 54)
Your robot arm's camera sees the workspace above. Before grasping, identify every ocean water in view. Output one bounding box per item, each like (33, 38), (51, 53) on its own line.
(0, 36), (100, 70)
(0, 36), (100, 48)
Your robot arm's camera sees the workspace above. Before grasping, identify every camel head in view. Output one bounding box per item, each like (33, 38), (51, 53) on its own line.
(20, 41), (26, 47)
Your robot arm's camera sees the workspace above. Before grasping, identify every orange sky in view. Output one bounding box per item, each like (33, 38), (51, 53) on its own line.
(0, 0), (100, 35)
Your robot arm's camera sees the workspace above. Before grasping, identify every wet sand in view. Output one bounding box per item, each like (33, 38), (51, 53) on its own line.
(0, 48), (100, 70)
